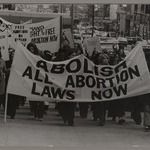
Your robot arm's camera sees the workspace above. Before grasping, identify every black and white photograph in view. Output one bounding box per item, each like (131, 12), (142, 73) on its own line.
(0, 0), (150, 149)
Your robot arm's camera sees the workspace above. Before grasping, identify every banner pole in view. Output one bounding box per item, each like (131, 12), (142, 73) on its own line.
(4, 93), (8, 123)
(60, 15), (62, 49)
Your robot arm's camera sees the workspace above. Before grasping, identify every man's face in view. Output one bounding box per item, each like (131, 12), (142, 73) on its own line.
(29, 46), (35, 53)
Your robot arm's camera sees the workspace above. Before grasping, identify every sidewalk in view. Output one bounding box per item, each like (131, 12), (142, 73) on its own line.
(0, 104), (150, 150)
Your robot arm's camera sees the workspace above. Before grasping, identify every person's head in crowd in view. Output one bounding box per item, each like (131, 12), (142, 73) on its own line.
(113, 43), (119, 52)
(102, 49), (107, 54)
(75, 43), (83, 55)
(93, 52), (103, 65)
(97, 52), (103, 60)
(43, 50), (53, 61)
(113, 54), (120, 65)
(69, 50), (77, 59)
(102, 57), (109, 65)
(119, 48), (126, 58)
(107, 49), (115, 58)
(27, 42), (39, 55)
(8, 47), (15, 61)
(62, 38), (70, 49)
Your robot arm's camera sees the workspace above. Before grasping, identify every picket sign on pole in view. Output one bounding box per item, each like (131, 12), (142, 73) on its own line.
(60, 15), (62, 48)
(4, 93), (8, 123)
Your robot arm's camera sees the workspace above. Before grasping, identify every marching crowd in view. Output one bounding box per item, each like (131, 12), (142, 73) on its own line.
(0, 35), (150, 131)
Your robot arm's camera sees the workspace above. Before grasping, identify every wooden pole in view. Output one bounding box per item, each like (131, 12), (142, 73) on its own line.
(60, 15), (63, 49)
(92, 4), (95, 37)
(4, 93), (8, 123)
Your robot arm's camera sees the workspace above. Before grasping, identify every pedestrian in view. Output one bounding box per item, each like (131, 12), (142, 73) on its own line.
(41, 50), (53, 115)
(90, 50), (109, 126)
(53, 39), (76, 126)
(107, 47), (126, 125)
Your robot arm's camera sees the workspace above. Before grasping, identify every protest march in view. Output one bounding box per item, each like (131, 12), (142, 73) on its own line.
(1, 15), (150, 128)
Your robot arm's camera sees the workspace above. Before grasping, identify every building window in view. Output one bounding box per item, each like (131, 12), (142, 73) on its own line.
(134, 5), (138, 12)
(145, 5), (150, 14)
(141, 4), (144, 12)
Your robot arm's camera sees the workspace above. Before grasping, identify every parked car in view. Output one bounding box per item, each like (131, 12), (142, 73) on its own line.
(127, 37), (143, 45)
(99, 37), (118, 50)
(106, 32), (117, 38)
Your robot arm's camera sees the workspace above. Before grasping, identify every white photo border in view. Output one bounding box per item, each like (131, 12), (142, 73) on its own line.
(0, 0), (150, 4)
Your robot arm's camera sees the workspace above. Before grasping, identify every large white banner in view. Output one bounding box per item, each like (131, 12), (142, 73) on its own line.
(11, 17), (60, 53)
(7, 42), (150, 102)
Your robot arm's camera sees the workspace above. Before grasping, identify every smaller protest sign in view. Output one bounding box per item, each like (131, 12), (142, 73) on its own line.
(62, 28), (74, 48)
(11, 23), (30, 48)
(84, 36), (102, 56)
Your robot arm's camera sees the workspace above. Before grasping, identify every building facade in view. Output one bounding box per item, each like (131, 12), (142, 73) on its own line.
(117, 4), (150, 39)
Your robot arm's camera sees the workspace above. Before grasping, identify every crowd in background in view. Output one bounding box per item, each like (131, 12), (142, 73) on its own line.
(0, 33), (150, 131)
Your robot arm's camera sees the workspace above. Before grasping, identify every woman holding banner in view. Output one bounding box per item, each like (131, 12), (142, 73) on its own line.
(107, 46), (126, 125)
(90, 49), (109, 126)
(54, 39), (77, 126)
(26, 42), (44, 121)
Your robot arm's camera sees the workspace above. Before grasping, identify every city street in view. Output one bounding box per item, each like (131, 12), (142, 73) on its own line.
(0, 102), (150, 150)
(0, 2), (150, 150)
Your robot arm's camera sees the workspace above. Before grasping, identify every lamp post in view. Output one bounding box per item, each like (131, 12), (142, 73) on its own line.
(92, 4), (95, 37)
